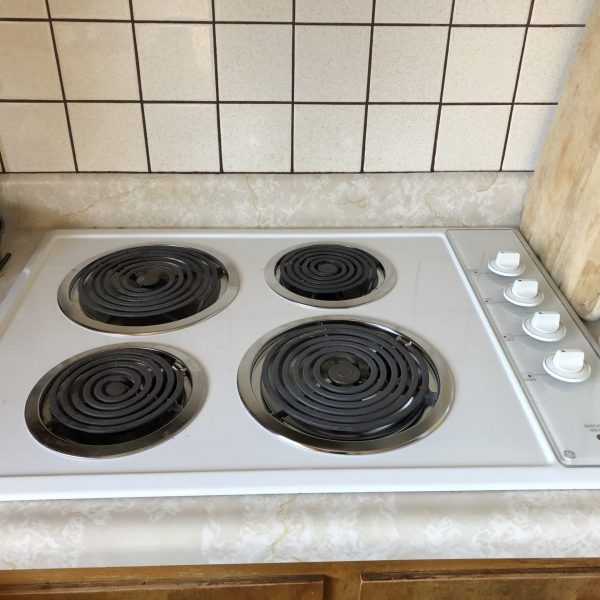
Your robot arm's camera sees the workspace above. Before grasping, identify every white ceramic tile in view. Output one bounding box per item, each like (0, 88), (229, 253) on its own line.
(453, 0), (531, 24)
(370, 26), (447, 102)
(220, 104), (290, 172)
(294, 104), (364, 172)
(49, 0), (130, 19)
(132, 0), (211, 20)
(531, 0), (593, 24)
(215, 0), (292, 21)
(435, 105), (510, 171)
(503, 104), (556, 171)
(364, 105), (437, 171)
(295, 26), (370, 102)
(0, 23), (62, 99)
(0, 0), (46, 17)
(216, 25), (291, 101)
(443, 27), (524, 102)
(69, 103), (147, 171)
(516, 27), (584, 102)
(145, 104), (219, 172)
(136, 24), (215, 101)
(0, 103), (74, 172)
(54, 22), (139, 100)
(296, 0), (372, 23)
(375, 0), (452, 23)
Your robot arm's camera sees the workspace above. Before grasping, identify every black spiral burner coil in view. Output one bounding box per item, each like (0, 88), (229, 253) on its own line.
(72, 245), (227, 327)
(259, 321), (439, 441)
(25, 345), (204, 457)
(276, 244), (383, 301)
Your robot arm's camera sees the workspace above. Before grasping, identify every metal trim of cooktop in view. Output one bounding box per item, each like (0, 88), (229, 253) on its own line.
(57, 243), (239, 335)
(237, 316), (453, 454)
(264, 242), (397, 308)
(24, 343), (207, 459)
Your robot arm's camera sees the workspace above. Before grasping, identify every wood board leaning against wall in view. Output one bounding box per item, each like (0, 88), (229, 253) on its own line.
(521, 0), (600, 321)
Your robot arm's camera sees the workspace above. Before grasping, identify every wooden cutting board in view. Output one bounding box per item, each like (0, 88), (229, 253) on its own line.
(520, 0), (600, 321)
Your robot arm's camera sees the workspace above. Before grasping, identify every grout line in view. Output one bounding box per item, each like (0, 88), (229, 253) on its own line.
(500, 0), (535, 171)
(129, 1), (151, 172)
(0, 99), (560, 106)
(290, 0), (295, 172)
(430, 0), (455, 172)
(294, 22), (583, 28)
(45, 0), (78, 172)
(0, 17), (587, 27)
(0, 169), (536, 175)
(360, 0), (377, 173)
(211, 0), (223, 172)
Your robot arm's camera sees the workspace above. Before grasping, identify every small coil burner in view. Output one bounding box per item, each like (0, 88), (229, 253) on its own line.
(237, 317), (452, 454)
(25, 344), (205, 458)
(265, 243), (395, 308)
(58, 245), (238, 334)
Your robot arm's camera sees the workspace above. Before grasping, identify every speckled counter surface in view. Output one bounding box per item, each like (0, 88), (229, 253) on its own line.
(2, 491), (600, 570)
(1, 225), (600, 569)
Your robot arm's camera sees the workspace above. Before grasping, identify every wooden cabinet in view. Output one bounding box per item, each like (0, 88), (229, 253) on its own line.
(0, 575), (324, 600)
(361, 565), (600, 600)
(1, 559), (599, 600)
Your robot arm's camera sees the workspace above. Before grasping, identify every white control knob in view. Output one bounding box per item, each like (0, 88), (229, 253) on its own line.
(544, 349), (591, 383)
(522, 311), (566, 341)
(488, 251), (524, 276)
(504, 279), (543, 307)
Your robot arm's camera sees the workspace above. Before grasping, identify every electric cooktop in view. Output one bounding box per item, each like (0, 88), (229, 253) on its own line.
(0, 228), (599, 500)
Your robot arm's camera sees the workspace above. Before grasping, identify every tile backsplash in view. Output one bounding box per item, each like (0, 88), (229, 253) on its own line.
(0, 0), (591, 174)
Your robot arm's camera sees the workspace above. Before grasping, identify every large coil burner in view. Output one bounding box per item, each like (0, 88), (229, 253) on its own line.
(25, 344), (206, 458)
(58, 244), (237, 334)
(237, 317), (452, 454)
(265, 243), (395, 308)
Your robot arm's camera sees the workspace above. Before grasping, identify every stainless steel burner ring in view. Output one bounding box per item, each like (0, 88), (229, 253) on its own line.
(25, 343), (206, 458)
(58, 244), (239, 335)
(237, 316), (453, 454)
(265, 242), (396, 308)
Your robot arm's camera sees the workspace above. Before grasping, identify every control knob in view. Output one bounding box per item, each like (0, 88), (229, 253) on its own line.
(522, 311), (566, 342)
(543, 349), (591, 383)
(504, 279), (543, 307)
(488, 251), (525, 277)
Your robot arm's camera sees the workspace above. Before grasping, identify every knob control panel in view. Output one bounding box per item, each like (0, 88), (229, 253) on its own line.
(488, 251), (525, 276)
(523, 311), (565, 342)
(544, 349), (591, 383)
(447, 228), (600, 466)
(504, 279), (543, 307)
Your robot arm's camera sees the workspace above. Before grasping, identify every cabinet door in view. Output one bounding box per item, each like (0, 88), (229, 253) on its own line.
(361, 570), (600, 600)
(0, 575), (324, 600)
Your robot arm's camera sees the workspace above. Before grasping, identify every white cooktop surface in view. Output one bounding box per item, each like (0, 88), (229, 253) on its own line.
(0, 228), (598, 500)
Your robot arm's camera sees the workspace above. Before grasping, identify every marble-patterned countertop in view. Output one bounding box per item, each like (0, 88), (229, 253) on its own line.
(1, 226), (600, 570)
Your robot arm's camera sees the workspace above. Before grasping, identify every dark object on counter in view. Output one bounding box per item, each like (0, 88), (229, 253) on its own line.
(0, 216), (10, 273)
(0, 252), (11, 273)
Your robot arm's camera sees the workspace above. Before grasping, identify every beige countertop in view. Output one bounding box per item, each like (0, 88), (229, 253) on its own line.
(1, 226), (600, 570)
